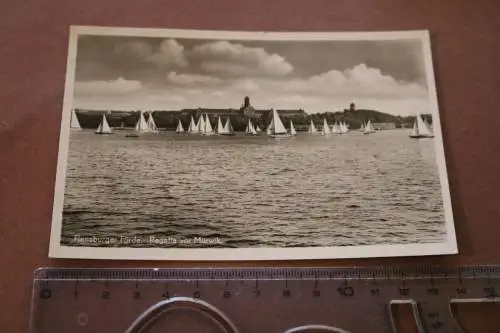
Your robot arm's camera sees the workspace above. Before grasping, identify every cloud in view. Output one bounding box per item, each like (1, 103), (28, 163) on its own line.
(191, 41), (293, 77)
(114, 40), (153, 58)
(148, 94), (186, 103)
(274, 95), (324, 104)
(283, 64), (426, 99)
(186, 89), (203, 95)
(147, 39), (188, 68)
(167, 95), (186, 103)
(166, 72), (221, 85)
(75, 77), (142, 95)
(211, 90), (226, 96)
(115, 39), (188, 69)
(232, 79), (260, 92)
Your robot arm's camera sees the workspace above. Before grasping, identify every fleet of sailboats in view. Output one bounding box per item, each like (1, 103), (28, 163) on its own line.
(410, 113), (434, 139)
(78, 108), (434, 139)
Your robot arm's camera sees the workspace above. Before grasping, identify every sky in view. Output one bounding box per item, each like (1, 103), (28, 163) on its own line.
(72, 34), (432, 116)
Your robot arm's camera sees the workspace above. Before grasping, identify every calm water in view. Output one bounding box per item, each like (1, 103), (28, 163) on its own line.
(61, 129), (447, 248)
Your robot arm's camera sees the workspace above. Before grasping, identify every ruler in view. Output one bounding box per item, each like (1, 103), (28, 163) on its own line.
(30, 266), (500, 333)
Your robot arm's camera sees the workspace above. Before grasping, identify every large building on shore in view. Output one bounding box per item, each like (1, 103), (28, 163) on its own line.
(180, 96), (307, 120)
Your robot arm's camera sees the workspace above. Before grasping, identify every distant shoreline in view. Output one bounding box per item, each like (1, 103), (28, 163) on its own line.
(72, 108), (429, 131)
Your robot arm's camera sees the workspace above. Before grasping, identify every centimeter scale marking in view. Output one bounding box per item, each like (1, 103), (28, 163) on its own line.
(30, 266), (500, 333)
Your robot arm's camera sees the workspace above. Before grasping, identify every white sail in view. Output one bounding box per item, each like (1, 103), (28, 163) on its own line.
(340, 121), (349, 134)
(146, 113), (158, 132)
(204, 114), (214, 134)
(135, 111), (149, 133)
(228, 118), (234, 133)
(270, 109), (287, 134)
(367, 120), (375, 131)
(95, 114), (112, 134)
(188, 116), (196, 133)
(266, 118), (274, 135)
(255, 125), (261, 132)
(363, 120), (375, 134)
(224, 117), (234, 134)
(217, 116), (224, 133)
(417, 114), (433, 136)
(360, 121), (365, 132)
(198, 114), (206, 133)
(308, 120), (317, 134)
(176, 119), (185, 133)
(194, 116), (200, 132)
(246, 119), (257, 135)
(322, 118), (331, 135)
(410, 120), (419, 137)
(290, 120), (297, 135)
(70, 109), (81, 129)
(330, 122), (338, 134)
(411, 114), (433, 137)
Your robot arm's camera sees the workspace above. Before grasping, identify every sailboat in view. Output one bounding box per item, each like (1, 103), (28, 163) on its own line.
(266, 118), (274, 135)
(198, 114), (206, 134)
(331, 122), (340, 134)
(187, 116), (197, 134)
(245, 118), (258, 135)
(321, 118), (331, 136)
(95, 114), (113, 135)
(126, 111), (148, 137)
(176, 119), (185, 134)
(70, 109), (81, 130)
(363, 120), (376, 135)
(289, 120), (297, 136)
(219, 117), (235, 136)
(216, 116), (224, 134)
(268, 109), (291, 138)
(307, 119), (318, 134)
(146, 112), (159, 133)
(202, 114), (215, 136)
(410, 113), (434, 139)
(339, 121), (349, 134)
(359, 121), (366, 132)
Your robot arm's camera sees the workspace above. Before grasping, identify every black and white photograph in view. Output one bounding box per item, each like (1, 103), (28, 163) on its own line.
(49, 26), (457, 260)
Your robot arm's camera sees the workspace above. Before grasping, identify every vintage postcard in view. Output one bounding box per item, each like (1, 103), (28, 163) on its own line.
(49, 26), (457, 260)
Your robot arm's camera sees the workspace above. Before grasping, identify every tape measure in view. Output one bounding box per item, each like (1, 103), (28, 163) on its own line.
(30, 266), (500, 333)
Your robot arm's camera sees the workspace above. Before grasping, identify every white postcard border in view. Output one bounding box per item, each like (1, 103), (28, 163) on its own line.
(49, 26), (458, 261)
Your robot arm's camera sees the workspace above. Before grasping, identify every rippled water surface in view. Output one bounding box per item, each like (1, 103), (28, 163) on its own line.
(61, 129), (447, 248)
